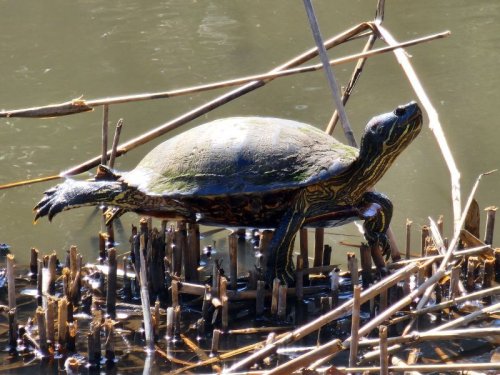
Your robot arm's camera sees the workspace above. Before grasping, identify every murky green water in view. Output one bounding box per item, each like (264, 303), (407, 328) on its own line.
(0, 0), (499, 266)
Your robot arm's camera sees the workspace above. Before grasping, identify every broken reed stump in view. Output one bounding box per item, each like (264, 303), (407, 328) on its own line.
(229, 232), (238, 290)
(173, 221), (187, 277)
(30, 247), (38, 280)
(313, 228), (324, 267)
(7, 254), (16, 320)
(347, 252), (358, 288)
(186, 223), (200, 282)
(106, 248), (117, 319)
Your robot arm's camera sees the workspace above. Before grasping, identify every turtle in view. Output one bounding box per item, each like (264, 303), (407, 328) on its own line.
(34, 101), (423, 285)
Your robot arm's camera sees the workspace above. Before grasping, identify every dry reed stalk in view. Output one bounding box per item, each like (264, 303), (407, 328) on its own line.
(359, 327), (500, 348)
(108, 118), (123, 169)
(101, 104), (109, 166)
(404, 171), (496, 335)
(0, 32), (446, 121)
(361, 302), (500, 362)
(223, 263), (419, 373)
(388, 245), (492, 268)
(379, 325), (389, 375)
(391, 356), (423, 375)
(307, 264), (442, 370)
(303, 0), (353, 144)
(180, 333), (220, 372)
(266, 339), (343, 375)
(348, 285), (361, 367)
(338, 363), (500, 373)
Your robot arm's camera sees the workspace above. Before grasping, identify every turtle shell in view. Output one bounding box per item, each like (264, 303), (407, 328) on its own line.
(124, 117), (359, 197)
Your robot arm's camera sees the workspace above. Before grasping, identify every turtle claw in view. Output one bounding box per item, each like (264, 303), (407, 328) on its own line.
(34, 188), (66, 222)
(33, 180), (81, 222)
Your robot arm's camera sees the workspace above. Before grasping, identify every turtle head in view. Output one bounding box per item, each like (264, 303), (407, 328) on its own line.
(359, 102), (422, 163)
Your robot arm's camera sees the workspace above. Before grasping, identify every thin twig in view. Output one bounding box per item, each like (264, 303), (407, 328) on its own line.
(109, 119), (123, 169)
(303, 0), (355, 146)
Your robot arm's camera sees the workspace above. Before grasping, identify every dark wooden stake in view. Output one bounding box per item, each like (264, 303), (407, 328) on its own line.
(379, 325), (389, 375)
(347, 252), (358, 288)
(7, 254), (16, 320)
(104, 319), (115, 363)
(449, 265), (461, 299)
(46, 299), (55, 347)
(8, 310), (17, 353)
(370, 244), (386, 273)
(106, 248), (117, 319)
(360, 244), (373, 288)
(58, 297), (68, 347)
(322, 244), (332, 272)
(30, 247), (38, 280)
(295, 255), (304, 300)
(67, 321), (77, 352)
(229, 233), (238, 290)
(484, 206), (497, 246)
(99, 232), (108, 263)
(483, 258), (494, 290)
(348, 285), (361, 368)
(87, 332), (96, 367)
(174, 221), (187, 277)
(299, 228), (309, 270)
(466, 257), (477, 291)
(174, 305), (181, 339)
(48, 252), (57, 295)
(211, 329), (221, 355)
(421, 225), (429, 257)
(36, 307), (48, 357)
(256, 280), (265, 316)
(37, 258), (43, 307)
(186, 223), (200, 282)
(221, 295), (229, 330)
(277, 285), (287, 320)
(259, 230), (274, 276)
(313, 228), (324, 267)
(405, 219), (412, 259)
(271, 278), (280, 315)
(495, 249), (500, 282)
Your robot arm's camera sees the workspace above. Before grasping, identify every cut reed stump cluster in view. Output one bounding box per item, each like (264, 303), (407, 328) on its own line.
(0, 201), (499, 373)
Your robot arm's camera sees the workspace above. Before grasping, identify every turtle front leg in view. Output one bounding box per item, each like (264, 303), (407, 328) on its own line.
(266, 198), (306, 286)
(358, 191), (393, 257)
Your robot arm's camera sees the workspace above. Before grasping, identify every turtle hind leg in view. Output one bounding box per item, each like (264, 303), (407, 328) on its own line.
(265, 199), (306, 287)
(359, 191), (393, 258)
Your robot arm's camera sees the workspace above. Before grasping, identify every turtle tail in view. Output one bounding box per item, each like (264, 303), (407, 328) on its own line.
(34, 179), (126, 222)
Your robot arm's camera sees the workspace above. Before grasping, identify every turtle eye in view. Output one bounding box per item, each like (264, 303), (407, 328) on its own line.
(395, 106), (406, 116)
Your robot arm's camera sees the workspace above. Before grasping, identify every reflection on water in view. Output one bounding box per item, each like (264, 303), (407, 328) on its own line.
(0, 1), (498, 266)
